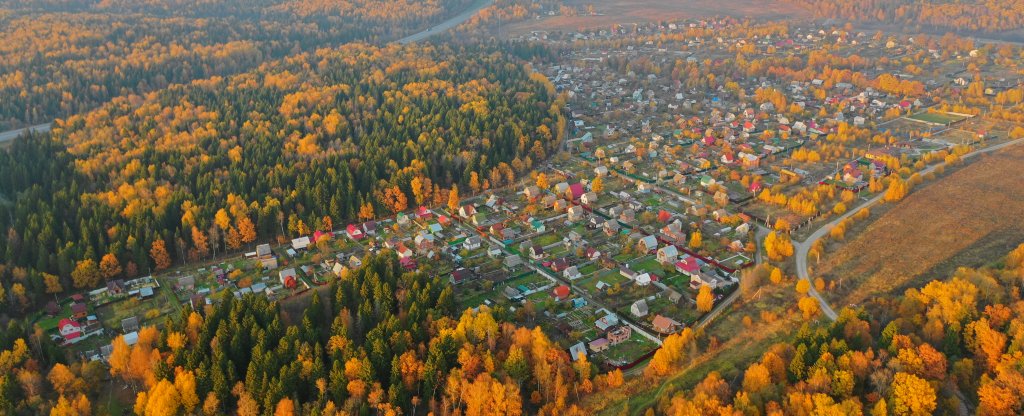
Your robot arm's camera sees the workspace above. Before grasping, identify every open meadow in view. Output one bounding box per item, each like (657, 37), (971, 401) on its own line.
(815, 145), (1024, 307)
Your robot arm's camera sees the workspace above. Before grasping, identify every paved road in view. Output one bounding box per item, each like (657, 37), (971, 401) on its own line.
(0, 123), (51, 144)
(794, 137), (1024, 322)
(396, 0), (494, 44)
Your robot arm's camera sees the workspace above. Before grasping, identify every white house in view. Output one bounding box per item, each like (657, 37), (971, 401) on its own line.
(630, 299), (649, 317)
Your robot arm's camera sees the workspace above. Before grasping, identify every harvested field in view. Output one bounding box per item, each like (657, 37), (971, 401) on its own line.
(817, 145), (1024, 306)
(506, 0), (808, 34)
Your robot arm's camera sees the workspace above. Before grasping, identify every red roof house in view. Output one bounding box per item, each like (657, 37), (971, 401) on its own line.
(553, 285), (571, 301)
(58, 319), (82, 341)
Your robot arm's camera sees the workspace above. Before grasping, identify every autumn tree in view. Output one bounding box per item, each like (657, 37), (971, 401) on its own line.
(591, 176), (603, 193)
(359, 202), (375, 221)
(689, 231), (703, 249)
(43, 273), (63, 295)
(536, 173), (549, 189)
(890, 372), (936, 416)
(99, 253), (122, 279)
(798, 296), (819, 320)
(72, 259), (101, 289)
(191, 227), (210, 258)
(696, 285), (714, 313)
(447, 185), (460, 213)
(764, 231), (794, 261)
(237, 216), (257, 244)
(150, 239), (172, 270)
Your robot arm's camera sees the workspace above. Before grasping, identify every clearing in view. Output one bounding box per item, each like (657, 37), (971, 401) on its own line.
(815, 145), (1024, 307)
(506, 0), (808, 34)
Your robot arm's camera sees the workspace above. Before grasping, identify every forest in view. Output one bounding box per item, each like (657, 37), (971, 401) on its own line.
(0, 41), (562, 314)
(782, 0), (1024, 35)
(0, 251), (605, 415)
(0, 0), (476, 130)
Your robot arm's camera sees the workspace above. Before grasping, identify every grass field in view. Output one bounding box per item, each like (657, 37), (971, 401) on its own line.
(505, 0), (808, 34)
(816, 145), (1024, 307)
(907, 111), (969, 125)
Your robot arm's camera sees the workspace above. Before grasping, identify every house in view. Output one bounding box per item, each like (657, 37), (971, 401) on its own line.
(550, 258), (569, 272)
(523, 186), (541, 200)
(346, 224), (364, 240)
(362, 221), (377, 235)
(675, 256), (700, 277)
(503, 286), (523, 301)
(572, 298), (587, 309)
(620, 266), (639, 281)
(174, 276), (194, 291)
(607, 326), (632, 345)
(712, 209), (730, 222)
(452, 268), (475, 284)
(107, 279), (126, 295)
(400, 256), (418, 270)
(567, 206), (585, 221)
(138, 286), (154, 300)
(567, 183), (586, 200)
(594, 166), (609, 176)
(580, 192), (599, 206)
(279, 268), (298, 288)
(690, 272), (720, 290)
(589, 338), (610, 352)
(662, 221), (685, 241)
(541, 194), (557, 208)
(458, 205), (477, 219)
(121, 316), (140, 333)
(603, 220), (621, 236)
(652, 315), (681, 334)
(595, 313), (620, 331)
(416, 206), (433, 219)
(635, 273), (653, 286)
(657, 245), (680, 264)
(631, 299), (649, 317)
(464, 236), (482, 250)
(260, 256), (279, 270)
(569, 342), (588, 361)
(489, 223), (505, 238)
(332, 263), (348, 277)
(529, 218), (546, 233)
(189, 295), (207, 311)
(619, 209), (636, 223)
(504, 255), (524, 269)
(585, 247), (602, 261)
(71, 303), (88, 319)
(564, 265), (582, 280)
(396, 212), (410, 226)
(529, 245), (545, 260)
(638, 235), (659, 253)
(256, 244), (273, 258)
(291, 236), (311, 251)
(552, 285), (571, 301)
(414, 233), (435, 250)
(58, 319), (83, 342)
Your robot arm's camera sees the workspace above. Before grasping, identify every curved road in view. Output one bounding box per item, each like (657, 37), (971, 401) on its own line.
(396, 0), (494, 44)
(0, 123), (51, 145)
(795, 137), (1024, 322)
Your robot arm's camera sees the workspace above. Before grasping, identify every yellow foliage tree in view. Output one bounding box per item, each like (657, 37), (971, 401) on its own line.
(696, 285), (714, 313)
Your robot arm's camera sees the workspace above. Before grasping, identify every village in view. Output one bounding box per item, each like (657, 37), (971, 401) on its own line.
(37, 18), (1024, 372)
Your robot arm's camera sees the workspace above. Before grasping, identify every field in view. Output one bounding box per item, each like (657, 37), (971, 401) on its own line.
(816, 145), (1024, 306)
(907, 111), (970, 125)
(506, 0), (808, 34)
